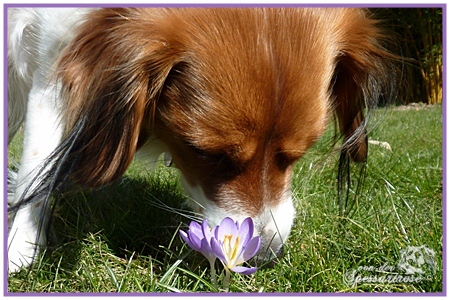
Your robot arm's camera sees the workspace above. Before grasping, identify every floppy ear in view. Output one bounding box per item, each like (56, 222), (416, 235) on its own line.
(332, 10), (392, 163)
(56, 8), (179, 188)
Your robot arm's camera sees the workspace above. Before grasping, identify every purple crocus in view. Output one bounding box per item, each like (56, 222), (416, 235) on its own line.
(210, 217), (261, 275)
(180, 217), (261, 291)
(179, 219), (218, 286)
(179, 220), (216, 262)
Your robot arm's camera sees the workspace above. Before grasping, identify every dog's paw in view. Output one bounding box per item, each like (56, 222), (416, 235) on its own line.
(7, 207), (46, 274)
(8, 232), (42, 274)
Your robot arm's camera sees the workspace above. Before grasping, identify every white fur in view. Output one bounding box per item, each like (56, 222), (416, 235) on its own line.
(7, 8), (92, 273)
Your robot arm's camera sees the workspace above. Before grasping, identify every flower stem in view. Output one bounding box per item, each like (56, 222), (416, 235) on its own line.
(223, 267), (231, 292)
(209, 259), (217, 289)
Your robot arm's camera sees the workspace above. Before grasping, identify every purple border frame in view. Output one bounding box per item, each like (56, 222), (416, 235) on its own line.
(3, 2), (446, 297)
(2, 3), (448, 8)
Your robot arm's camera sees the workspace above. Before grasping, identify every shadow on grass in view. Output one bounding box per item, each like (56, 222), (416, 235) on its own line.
(44, 168), (196, 274)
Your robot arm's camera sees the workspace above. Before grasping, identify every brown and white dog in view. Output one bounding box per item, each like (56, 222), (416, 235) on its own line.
(7, 7), (392, 273)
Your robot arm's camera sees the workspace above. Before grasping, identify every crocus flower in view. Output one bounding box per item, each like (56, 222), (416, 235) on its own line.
(180, 217), (261, 291)
(210, 217), (261, 275)
(179, 220), (218, 286)
(179, 220), (216, 262)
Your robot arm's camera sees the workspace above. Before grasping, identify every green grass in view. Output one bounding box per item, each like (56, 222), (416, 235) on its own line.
(7, 106), (443, 293)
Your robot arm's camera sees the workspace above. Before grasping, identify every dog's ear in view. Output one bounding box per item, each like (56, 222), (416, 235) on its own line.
(56, 8), (180, 187)
(332, 9), (393, 162)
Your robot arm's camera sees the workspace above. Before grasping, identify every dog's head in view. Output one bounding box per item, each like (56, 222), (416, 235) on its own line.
(57, 8), (392, 263)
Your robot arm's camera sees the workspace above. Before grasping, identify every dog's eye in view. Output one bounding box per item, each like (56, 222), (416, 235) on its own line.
(276, 152), (300, 170)
(191, 146), (214, 160)
(191, 146), (231, 166)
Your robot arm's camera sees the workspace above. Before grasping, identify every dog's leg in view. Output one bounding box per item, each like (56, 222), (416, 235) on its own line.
(8, 72), (63, 273)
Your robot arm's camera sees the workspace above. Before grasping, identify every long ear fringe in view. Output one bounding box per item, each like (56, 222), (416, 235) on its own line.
(332, 12), (400, 216)
(54, 8), (180, 188)
(8, 118), (87, 266)
(335, 60), (399, 216)
(337, 148), (368, 217)
(8, 117), (88, 213)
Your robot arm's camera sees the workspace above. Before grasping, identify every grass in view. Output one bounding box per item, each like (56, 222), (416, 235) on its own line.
(7, 105), (443, 293)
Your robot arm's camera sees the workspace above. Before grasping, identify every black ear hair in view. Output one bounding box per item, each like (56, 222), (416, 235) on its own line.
(331, 9), (397, 215)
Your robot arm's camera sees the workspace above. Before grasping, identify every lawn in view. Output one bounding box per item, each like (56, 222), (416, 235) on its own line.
(7, 105), (443, 293)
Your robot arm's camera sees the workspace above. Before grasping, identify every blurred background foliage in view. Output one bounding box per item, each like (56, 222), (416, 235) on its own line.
(373, 8), (443, 105)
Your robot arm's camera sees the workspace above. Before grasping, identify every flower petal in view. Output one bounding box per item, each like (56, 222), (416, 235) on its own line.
(238, 217), (254, 247)
(242, 236), (261, 262)
(212, 225), (219, 237)
(210, 237), (227, 264)
(189, 221), (203, 237)
(230, 266), (258, 275)
(201, 220), (214, 242)
(216, 217), (237, 241)
(200, 238), (216, 262)
(179, 229), (195, 249)
(187, 229), (202, 250)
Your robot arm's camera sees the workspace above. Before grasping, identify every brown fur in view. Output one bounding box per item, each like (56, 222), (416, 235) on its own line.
(56, 8), (392, 216)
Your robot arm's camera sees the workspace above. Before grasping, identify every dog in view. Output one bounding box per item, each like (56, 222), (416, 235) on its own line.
(7, 7), (393, 273)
